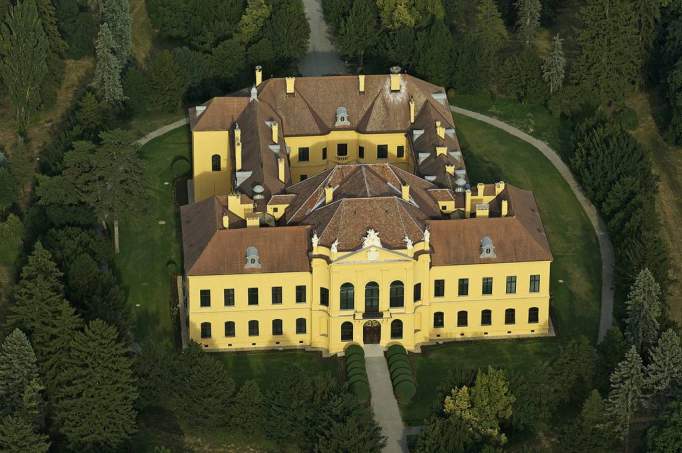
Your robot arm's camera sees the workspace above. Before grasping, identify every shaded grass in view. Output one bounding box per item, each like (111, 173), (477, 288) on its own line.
(402, 112), (601, 425)
(115, 126), (191, 345)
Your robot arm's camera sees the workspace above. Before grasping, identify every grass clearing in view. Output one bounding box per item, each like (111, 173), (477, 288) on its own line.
(402, 112), (601, 425)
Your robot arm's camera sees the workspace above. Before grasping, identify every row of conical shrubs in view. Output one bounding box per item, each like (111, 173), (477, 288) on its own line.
(386, 344), (416, 402)
(344, 344), (370, 402)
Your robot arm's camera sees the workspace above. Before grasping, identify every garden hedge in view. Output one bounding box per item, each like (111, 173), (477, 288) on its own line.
(386, 344), (407, 359)
(394, 380), (416, 402)
(346, 361), (365, 373)
(347, 367), (367, 381)
(345, 344), (364, 357)
(352, 382), (370, 402)
(385, 344), (416, 403)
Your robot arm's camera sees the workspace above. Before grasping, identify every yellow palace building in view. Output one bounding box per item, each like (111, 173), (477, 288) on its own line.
(180, 67), (553, 355)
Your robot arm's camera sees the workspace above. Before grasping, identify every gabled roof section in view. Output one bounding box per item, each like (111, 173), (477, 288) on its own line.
(189, 97), (249, 131)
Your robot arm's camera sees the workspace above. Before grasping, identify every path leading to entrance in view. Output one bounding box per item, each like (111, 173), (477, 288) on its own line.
(300, 0), (347, 76)
(450, 105), (615, 341)
(364, 345), (407, 453)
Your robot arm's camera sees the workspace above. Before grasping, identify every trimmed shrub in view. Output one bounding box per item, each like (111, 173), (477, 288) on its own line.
(390, 363), (412, 378)
(347, 367), (367, 381)
(345, 354), (365, 367)
(351, 382), (370, 402)
(346, 361), (365, 374)
(348, 374), (369, 387)
(388, 354), (410, 366)
(394, 380), (416, 402)
(392, 371), (414, 386)
(345, 345), (364, 357)
(389, 358), (410, 374)
(386, 344), (407, 358)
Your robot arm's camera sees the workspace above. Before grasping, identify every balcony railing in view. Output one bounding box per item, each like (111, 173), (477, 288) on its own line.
(362, 311), (383, 319)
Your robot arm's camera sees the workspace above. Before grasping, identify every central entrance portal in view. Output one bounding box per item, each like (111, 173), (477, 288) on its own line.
(363, 321), (381, 344)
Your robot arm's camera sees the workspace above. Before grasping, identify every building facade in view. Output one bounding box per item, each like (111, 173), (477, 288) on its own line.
(181, 68), (553, 355)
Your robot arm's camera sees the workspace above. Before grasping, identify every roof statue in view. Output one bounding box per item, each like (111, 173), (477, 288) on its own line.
(331, 239), (339, 253)
(403, 235), (413, 249)
(250, 85), (258, 102)
(362, 229), (382, 249)
(423, 229), (430, 243)
(311, 232), (319, 248)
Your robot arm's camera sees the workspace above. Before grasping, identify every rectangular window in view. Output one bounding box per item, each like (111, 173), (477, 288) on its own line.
(201, 322), (211, 338)
(248, 320), (259, 336)
(224, 289), (234, 307)
(224, 321), (235, 337)
(481, 310), (492, 326)
(530, 275), (541, 293)
(272, 319), (283, 335)
(482, 277), (493, 295)
(397, 145), (405, 158)
(457, 311), (468, 327)
(413, 283), (422, 302)
(377, 144), (388, 159)
(505, 309), (516, 325)
(300, 174), (307, 181)
(337, 143), (348, 156)
(434, 279), (445, 297)
(296, 318), (306, 334)
(272, 287), (282, 304)
(458, 278), (469, 296)
(506, 276), (517, 294)
(296, 285), (306, 303)
(298, 147), (309, 161)
(359, 146), (365, 159)
(320, 287), (329, 306)
(200, 289), (211, 307)
(434, 312), (444, 328)
(322, 147), (327, 159)
(248, 288), (258, 305)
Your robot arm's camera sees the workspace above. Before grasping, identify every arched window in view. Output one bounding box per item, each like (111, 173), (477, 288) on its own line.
(365, 282), (379, 313)
(341, 322), (353, 341)
(528, 307), (539, 324)
(296, 318), (307, 334)
(505, 308), (516, 325)
(224, 321), (235, 337)
(200, 322), (211, 339)
(433, 311), (444, 328)
(340, 283), (354, 310)
(211, 154), (221, 171)
(481, 309), (492, 326)
(272, 319), (283, 335)
(248, 320), (259, 336)
(389, 281), (404, 308)
(457, 310), (468, 327)
(391, 319), (403, 339)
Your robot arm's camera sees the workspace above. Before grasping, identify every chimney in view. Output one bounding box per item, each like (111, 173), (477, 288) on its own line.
(234, 124), (242, 171)
(286, 76), (295, 94)
(278, 157), (286, 183)
(436, 146), (447, 157)
(436, 121), (445, 139)
(390, 66), (401, 91)
(255, 65), (263, 86)
(271, 121), (278, 143)
(409, 97), (415, 124)
(222, 214), (229, 229)
(325, 185), (335, 204)
(358, 74), (365, 93)
(465, 189), (472, 218)
(445, 164), (455, 175)
(495, 180), (506, 195)
(246, 213), (260, 228)
(501, 199), (509, 217)
(401, 183), (410, 201)
(477, 182), (485, 196)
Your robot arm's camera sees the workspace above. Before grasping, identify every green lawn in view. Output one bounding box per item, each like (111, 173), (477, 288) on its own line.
(116, 126), (191, 345)
(401, 112), (602, 425)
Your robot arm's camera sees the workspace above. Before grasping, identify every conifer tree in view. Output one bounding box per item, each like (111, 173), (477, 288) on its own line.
(337, 0), (378, 67)
(515, 0), (541, 47)
(573, 0), (642, 105)
(230, 380), (265, 432)
(0, 329), (40, 416)
(101, 0), (131, 66)
(625, 268), (662, 353)
(93, 22), (124, 104)
(0, 0), (49, 133)
(0, 415), (49, 453)
(562, 390), (612, 453)
(416, 20), (454, 87)
(542, 34), (565, 93)
(35, 0), (65, 106)
(473, 0), (508, 83)
(605, 346), (644, 444)
(53, 320), (137, 451)
(645, 329), (682, 400)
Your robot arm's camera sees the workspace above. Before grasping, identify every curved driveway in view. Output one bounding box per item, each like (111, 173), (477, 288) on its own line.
(450, 105), (614, 341)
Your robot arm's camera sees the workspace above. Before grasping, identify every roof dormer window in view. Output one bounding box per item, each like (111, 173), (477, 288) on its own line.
(245, 246), (261, 269)
(480, 236), (496, 258)
(335, 107), (350, 127)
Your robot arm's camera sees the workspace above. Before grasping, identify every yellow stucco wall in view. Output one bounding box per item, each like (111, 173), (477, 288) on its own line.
(186, 244), (551, 355)
(192, 131), (232, 202)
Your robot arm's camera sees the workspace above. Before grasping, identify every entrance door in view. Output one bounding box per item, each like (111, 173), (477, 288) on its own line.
(363, 321), (381, 344)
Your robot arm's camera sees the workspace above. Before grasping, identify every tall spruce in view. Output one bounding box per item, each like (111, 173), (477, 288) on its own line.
(101, 0), (131, 66)
(562, 390), (612, 453)
(8, 243), (82, 394)
(605, 346), (645, 444)
(515, 0), (541, 47)
(0, 329), (40, 416)
(416, 20), (454, 87)
(645, 329), (682, 400)
(0, 0), (49, 133)
(0, 415), (49, 453)
(542, 34), (565, 93)
(35, 0), (65, 107)
(473, 0), (508, 84)
(337, 0), (378, 67)
(93, 22), (124, 104)
(53, 320), (137, 451)
(625, 268), (662, 353)
(633, 0), (663, 55)
(573, 0), (642, 105)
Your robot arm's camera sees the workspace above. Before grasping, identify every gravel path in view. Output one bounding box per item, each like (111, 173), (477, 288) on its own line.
(299, 0), (347, 76)
(450, 105), (615, 341)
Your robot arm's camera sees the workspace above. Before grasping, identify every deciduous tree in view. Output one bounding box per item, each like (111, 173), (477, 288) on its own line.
(238, 0), (270, 45)
(337, 0), (378, 66)
(646, 400), (682, 453)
